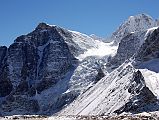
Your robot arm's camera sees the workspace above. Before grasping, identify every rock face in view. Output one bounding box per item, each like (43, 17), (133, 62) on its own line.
(0, 46), (13, 97)
(0, 46), (7, 72)
(107, 31), (146, 69)
(0, 23), (78, 114)
(105, 14), (158, 72)
(107, 25), (159, 71)
(5, 23), (76, 95)
(136, 27), (159, 61)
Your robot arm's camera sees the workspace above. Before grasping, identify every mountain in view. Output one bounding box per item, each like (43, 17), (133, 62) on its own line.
(58, 15), (159, 116)
(59, 26), (159, 116)
(1, 13), (159, 117)
(0, 23), (116, 115)
(111, 14), (157, 44)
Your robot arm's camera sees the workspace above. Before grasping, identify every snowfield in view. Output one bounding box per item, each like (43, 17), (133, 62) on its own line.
(78, 41), (117, 60)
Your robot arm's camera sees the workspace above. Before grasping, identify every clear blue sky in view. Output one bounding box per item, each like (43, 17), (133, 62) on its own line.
(0, 0), (159, 46)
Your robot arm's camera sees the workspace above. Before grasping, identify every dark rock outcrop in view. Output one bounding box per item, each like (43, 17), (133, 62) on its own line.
(0, 46), (7, 72)
(107, 31), (146, 70)
(0, 23), (77, 114)
(136, 27), (159, 61)
(2, 95), (39, 114)
(115, 70), (157, 114)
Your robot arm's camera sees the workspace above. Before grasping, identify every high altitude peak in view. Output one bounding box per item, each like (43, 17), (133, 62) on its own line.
(139, 13), (153, 18)
(111, 13), (157, 44)
(128, 13), (153, 21)
(134, 13), (152, 18)
(35, 22), (52, 30)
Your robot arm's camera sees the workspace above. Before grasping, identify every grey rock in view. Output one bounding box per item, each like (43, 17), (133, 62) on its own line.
(2, 96), (39, 114)
(136, 27), (159, 61)
(107, 31), (146, 70)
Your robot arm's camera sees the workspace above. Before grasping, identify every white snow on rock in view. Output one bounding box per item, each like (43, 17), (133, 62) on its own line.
(68, 30), (99, 50)
(78, 41), (117, 60)
(59, 62), (135, 115)
(145, 26), (159, 37)
(139, 59), (159, 98)
(111, 14), (158, 44)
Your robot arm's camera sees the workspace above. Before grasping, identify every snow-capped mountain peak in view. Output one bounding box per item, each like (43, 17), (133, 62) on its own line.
(111, 13), (157, 44)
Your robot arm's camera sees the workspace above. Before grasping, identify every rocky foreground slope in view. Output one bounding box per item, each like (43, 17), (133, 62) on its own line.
(0, 14), (159, 118)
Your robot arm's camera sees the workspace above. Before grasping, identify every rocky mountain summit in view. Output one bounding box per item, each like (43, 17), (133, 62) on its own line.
(111, 14), (157, 44)
(0, 13), (159, 117)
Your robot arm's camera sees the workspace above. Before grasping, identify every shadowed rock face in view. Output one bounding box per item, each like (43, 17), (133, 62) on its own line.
(106, 26), (159, 72)
(0, 23), (77, 114)
(2, 23), (75, 95)
(0, 46), (7, 71)
(108, 34), (140, 66)
(106, 31), (146, 71)
(0, 46), (13, 97)
(136, 27), (159, 61)
(0, 77), (12, 97)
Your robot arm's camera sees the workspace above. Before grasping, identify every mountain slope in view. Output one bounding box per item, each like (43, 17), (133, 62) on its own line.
(59, 61), (159, 115)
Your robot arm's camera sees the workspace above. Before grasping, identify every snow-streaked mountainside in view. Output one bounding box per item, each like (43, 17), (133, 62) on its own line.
(0, 22), (117, 116)
(111, 14), (158, 44)
(0, 13), (159, 117)
(59, 61), (158, 115)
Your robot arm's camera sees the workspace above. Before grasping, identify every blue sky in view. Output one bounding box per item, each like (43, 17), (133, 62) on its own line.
(0, 0), (159, 46)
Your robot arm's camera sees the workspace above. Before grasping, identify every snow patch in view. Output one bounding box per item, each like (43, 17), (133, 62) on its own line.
(145, 26), (159, 37)
(140, 69), (159, 99)
(139, 59), (159, 98)
(77, 41), (118, 60)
